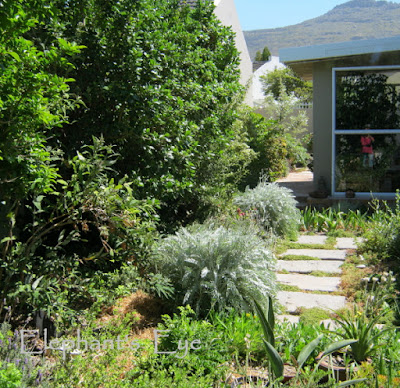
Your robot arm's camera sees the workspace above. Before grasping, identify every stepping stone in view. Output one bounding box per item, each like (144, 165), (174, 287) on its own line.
(296, 235), (327, 245)
(281, 249), (346, 261)
(335, 237), (359, 250)
(277, 260), (343, 274)
(277, 273), (341, 292)
(277, 291), (346, 313)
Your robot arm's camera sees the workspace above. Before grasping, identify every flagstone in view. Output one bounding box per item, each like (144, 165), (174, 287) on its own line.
(277, 273), (341, 292)
(277, 260), (343, 274)
(296, 235), (327, 245)
(277, 291), (346, 313)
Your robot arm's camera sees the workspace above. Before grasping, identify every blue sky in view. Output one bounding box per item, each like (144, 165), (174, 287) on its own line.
(234, 0), (400, 31)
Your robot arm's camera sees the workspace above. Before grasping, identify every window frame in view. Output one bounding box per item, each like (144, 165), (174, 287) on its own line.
(332, 65), (400, 198)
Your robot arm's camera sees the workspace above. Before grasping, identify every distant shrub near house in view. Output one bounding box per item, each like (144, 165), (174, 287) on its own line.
(234, 179), (300, 239)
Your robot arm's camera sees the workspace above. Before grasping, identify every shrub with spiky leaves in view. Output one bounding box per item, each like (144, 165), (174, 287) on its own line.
(234, 179), (300, 239)
(154, 220), (276, 317)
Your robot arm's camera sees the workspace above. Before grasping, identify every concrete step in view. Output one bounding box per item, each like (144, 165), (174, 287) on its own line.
(280, 249), (346, 261)
(296, 235), (327, 245)
(277, 260), (343, 274)
(296, 195), (309, 203)
(277, 273), (341, 292)
(335, 237), (361, 250)
(277, 291), (346, 313)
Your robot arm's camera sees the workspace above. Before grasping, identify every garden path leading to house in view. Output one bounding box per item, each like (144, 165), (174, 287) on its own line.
(276, 234), (360, 324)
(276, 169), (314, 209)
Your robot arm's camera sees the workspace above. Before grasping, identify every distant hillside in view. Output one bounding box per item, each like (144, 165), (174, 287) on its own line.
(244, 0), (400, 59)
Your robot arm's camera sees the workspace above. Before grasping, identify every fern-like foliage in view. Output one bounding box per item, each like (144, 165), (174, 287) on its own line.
(154, 220), (276, 317)
(234, 178), (300, 239)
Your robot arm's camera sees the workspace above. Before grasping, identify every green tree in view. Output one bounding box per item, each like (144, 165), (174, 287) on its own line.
(261, 67), (312, 103)
(260, 89), (311, 170)
(255, 46), (271, 61)
(0, 0), (81, 203)
(261, 46), (271, 61)
(0, 1), (159, 323)
(42, 0), (244, 228)
(237, 109), (288, 187)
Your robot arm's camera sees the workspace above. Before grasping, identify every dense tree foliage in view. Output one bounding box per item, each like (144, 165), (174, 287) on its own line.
(255, 46), (271, 61)
(38, 0), (244, 227)
(0, 0), (246, 323)
(261, 67), (312, 103)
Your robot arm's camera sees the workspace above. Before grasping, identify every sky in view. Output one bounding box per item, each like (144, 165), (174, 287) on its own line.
(234, 0), (400, 31)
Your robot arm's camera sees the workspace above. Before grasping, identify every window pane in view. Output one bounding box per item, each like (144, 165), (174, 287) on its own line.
(335, 134), (400, 192)
(335, 69), (400, 130)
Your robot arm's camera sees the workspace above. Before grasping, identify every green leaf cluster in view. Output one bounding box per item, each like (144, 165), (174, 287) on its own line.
(44, 0), (244, 228)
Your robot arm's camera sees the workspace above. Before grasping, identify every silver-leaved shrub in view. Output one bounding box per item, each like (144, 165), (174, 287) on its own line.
(154, 220), (276, 317)
(233, 179), (300, 239)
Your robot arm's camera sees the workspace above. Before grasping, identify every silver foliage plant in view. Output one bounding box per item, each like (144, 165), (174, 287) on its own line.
(154, 220), (276, 317)
(233, 178), (300, 240)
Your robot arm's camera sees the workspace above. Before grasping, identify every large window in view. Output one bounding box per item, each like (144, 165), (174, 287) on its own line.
(333, 66), (400, 196)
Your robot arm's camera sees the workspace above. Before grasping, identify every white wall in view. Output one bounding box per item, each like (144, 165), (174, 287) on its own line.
(214, 0), (253, 106)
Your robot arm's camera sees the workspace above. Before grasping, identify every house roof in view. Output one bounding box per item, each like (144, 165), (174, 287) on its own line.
(279, 35), (400, 80)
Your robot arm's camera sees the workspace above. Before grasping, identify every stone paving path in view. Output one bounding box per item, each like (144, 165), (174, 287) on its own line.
(276, 234), (359, 324)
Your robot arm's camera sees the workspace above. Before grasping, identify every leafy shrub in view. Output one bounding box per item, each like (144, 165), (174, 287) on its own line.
(361, 195), (400, 264)
(0, 323), (48, 387)
(0, 138), (159, 325)
(234, 179), (300, 239)
(238, 109), (288, 188)
(105, 264), (174, 300)
(155, 305), (229, 374)
(0, 363), (21, 388)
(209, 309), (265, 362)
(154, 219), (277, 317)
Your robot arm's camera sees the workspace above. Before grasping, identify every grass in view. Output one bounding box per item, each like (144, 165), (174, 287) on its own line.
(326, 230), (359, 238)
(297, 307), (332, 325)
(309, 271), (341, 277)
(279, 254), (320, 261)
(275, 235), (337, 254)
(278, 284), (301, 292)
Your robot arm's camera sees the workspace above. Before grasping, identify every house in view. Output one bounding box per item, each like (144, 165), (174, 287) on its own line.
(181, 0), (253, 106)
(252, 56), (285, 105)
(251, 56), (313, 136)
(280, 36), (400, 199)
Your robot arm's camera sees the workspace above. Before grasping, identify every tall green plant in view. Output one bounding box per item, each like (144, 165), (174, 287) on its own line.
(253, 297), (367, 386)
(42, 0), (244, 228)
(237, 109), (288, 187)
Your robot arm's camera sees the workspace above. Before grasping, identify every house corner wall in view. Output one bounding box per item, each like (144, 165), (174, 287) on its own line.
(313, 62), (333, 193)
(214, 0), (253, 106)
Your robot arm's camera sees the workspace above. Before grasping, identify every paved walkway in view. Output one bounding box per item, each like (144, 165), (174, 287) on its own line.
(276, 169), (314, 204)
(276, 235), (358, 324)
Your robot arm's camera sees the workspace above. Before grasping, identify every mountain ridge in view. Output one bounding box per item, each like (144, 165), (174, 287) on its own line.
(244, 0), (400, 59)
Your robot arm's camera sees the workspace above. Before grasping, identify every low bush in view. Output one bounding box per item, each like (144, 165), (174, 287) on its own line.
(153, 219), (277, 317)
(361, 196), (400, 265)
(234, 178), (300, 239)
(237, 109), (289, 188)
(0, 322), (49, 387)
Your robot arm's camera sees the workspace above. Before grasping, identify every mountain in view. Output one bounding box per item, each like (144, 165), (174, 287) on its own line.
(244, 0), (400, 60)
